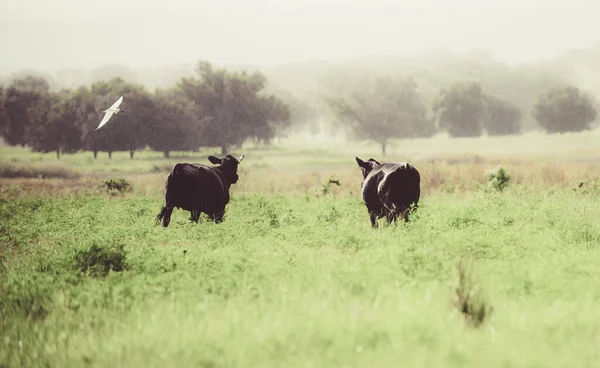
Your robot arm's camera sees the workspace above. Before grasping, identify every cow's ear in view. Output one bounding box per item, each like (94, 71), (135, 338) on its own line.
(237, 155), (245, 164)
(368, 158), (381, 165)
(356, 157), (368, 169)
(208, 156), (222, 165)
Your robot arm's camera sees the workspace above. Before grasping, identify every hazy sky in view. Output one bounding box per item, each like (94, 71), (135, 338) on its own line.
(1, 0), (599, 73)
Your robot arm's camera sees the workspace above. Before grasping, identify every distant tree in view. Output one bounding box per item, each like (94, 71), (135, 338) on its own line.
(0, 86), (8, 141)
(26, 90), (83, 159)
(85, 78), (154, 159)
(249, 95), (291, 145)
(67, 86), (103, 159)
(327, 77), (433, 156)
(179, 61), (290, 155)
(2, 76), (50, 146)
(264, 88), (316, 135)
(432, 81), (486, 137)
(483, 95), (522, 136)
(532, 86), (597, 133)
(147, 88), (199, 158)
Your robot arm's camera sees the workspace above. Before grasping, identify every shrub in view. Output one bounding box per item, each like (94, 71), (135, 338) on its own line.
(74, 241), (128, 278)
(0, 162), (78, 179)
(454, 259), (493, 328)
(321, 175), (342, 195)
(100, 178), (132, 194)
(486, 166), (511, 192)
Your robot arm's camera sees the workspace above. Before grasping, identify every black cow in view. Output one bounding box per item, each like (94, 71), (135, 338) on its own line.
(156, 154), (245, 227)
(355, 156), (420, 228)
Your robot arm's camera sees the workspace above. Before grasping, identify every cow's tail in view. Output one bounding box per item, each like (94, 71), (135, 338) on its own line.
(156, 170), (177, 227)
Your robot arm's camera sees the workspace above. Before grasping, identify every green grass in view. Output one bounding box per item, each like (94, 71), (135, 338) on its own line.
(2, 187), (600, 367)
(2, 131), (600, 366)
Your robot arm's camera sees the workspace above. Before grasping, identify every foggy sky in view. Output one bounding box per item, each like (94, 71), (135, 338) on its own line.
(1, 0), (599, 73)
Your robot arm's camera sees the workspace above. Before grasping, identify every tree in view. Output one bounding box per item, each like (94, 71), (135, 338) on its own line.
(179, 61), (290, 155)
(249, 95), (291, 145)
(432, 81), (486, 137)
(532, 86), (597, 133)
(85, 78), (154, 159)
(147, 88), (199, 158)
(483, 95), (522, 136)
(26, 90), (83, 159)
(2, 76), (50, 146)
(0, 86), (7, 141)
(327, 77), (433, 156)
(70, 86), (103, 159)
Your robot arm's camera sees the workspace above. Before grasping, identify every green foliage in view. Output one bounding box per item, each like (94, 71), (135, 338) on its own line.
(453, 259), (493, 328)
(483, 95), (522, 136)
(532, 86), (597, 133)
(328, 77), (434, 155)
(432, 81), (486, 137)
(74, 241), (128, 277)
(2, 190), (600, 366)
(101, 178), (132, 193)
(0, 273), (52, 323)
(486, 166), (512, 192)
(0, 162), (78, 179)
(2, 76), (50, 146)
(87, 78), (155, 157)
(575, 178), (600, 195)
(147, 88), (199, 157)
(320, 175), (342, 195)
(178, 61), (291, 154)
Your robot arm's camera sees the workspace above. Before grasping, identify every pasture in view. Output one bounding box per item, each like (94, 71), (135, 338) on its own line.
(2, 131), (600, 367)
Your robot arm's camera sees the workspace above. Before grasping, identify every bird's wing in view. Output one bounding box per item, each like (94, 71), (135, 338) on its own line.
(96, 111), (115, 130)
(108, 96), (124, 110)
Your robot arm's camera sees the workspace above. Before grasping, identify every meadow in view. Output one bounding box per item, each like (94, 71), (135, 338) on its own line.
(2, 131), (600, 367)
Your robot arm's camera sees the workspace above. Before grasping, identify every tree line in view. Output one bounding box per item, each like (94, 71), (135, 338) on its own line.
(0, 60), (598, 158)
(0, 61), (293, 159)
(327, 78), (597, 155)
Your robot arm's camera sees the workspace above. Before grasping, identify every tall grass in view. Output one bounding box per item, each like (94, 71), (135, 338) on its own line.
(2, 131), (600, 366)
(2, 189), (600, 366)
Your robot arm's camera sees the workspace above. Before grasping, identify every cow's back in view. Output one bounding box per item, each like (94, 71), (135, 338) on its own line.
(167, 163), (227, 211)
(377, 163), (420, 208)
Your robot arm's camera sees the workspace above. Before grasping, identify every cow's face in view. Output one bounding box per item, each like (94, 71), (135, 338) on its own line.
(355, 157), (381, 179)
(209, 155), (245, 184)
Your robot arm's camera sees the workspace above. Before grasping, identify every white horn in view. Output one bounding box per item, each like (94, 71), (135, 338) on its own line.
(237, 155), (245, 163)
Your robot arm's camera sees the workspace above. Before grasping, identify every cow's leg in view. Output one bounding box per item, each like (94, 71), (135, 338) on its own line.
(386, 211), (396, 224)
(157, 206), (174, 228)
(368, 209), (379, 228)
(213, 209), (225, 224)
(190, 209), (200, 223)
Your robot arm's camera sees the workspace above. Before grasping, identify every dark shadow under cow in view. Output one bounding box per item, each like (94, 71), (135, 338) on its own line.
(157, 154), (245, 227)
(355, 156), (421, 228)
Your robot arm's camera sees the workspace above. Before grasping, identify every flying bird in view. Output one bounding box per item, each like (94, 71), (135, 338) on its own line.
(95, 96), (124, 130)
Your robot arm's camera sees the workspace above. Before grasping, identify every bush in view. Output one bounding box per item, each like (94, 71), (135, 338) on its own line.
(0, 273), (53, 323)
(74, 241), (128, 278)
(454, 259), (493, 328)
(0, 162), (79, 179)
(486, 166), (511, 192)
(101, 178), (132, 194)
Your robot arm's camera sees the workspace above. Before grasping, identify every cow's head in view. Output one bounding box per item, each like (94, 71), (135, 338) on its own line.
(208, 154), (245, 184)
(355, 157), (381, 179)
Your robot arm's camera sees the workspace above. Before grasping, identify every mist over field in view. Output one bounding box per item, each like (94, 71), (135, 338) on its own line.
(3, 0), (600, 367)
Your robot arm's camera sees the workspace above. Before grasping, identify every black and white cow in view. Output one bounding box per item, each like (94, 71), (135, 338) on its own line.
(157, 155), (245, 227)
(355, 157), (420, 228)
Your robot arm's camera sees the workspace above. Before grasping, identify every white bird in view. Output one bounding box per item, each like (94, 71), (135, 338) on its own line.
(95, 96), (124, 130)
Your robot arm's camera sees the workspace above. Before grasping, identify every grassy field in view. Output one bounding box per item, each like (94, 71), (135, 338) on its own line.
(2, 131), (600, 367)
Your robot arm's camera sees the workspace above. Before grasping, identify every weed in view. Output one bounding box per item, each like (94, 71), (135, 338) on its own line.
(486, 166), (511, 192)
(100, 178), (132, 194)
(74, 241), (128, 278)
(453, 259), (493, 328)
